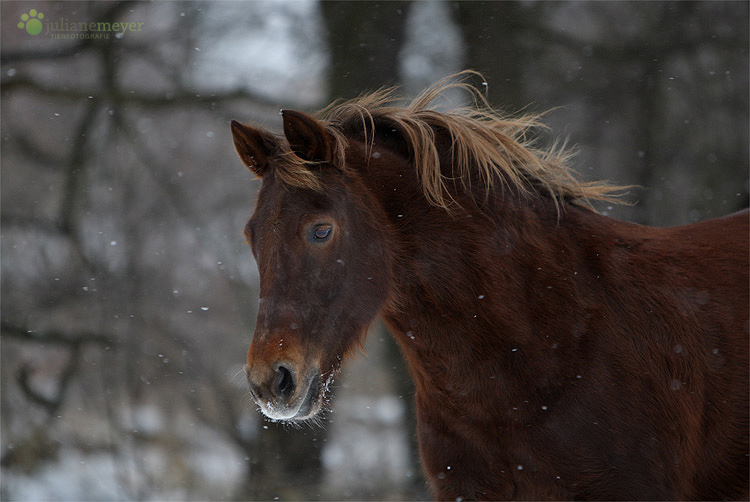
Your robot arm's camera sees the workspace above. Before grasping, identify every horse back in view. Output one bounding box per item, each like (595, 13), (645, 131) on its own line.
(575, 208), (749, 499)
(659, 209), (748, 326)
(671, 209), (749, 500)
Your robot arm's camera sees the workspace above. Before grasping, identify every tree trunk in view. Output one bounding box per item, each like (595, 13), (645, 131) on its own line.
(321, 1), (412, 99)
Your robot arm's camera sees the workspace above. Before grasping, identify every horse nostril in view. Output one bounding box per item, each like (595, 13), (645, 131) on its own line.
(273, 364), (295, 399)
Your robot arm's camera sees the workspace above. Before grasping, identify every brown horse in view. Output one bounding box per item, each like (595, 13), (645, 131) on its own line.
(230, 73), (749, 501)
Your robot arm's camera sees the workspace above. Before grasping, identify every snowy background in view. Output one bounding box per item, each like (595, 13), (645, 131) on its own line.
(1, 1), (747, 500)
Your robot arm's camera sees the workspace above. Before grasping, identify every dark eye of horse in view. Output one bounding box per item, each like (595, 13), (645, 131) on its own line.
(311, 224), (333, 242)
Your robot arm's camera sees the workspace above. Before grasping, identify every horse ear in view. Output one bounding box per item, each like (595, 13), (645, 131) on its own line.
(230, 120), (278, 177)
(281, 109), (334, 163)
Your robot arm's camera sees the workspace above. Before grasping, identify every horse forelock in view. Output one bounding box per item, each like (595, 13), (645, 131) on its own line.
(267, 145), (325, 192)
(272, 71), (628, 212)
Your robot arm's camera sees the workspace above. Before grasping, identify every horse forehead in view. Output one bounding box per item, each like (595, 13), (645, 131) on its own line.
(253, 189), (298, 230)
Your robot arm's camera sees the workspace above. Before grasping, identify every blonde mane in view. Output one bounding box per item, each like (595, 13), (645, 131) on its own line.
(281, 71), (626, 212)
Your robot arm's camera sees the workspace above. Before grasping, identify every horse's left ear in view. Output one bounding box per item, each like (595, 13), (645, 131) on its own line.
(281, 109), (334, 163)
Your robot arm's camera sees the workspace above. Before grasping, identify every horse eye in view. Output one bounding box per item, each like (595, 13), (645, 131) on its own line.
(312, 224), (333, 241)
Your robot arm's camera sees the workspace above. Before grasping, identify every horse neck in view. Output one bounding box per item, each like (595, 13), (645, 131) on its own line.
(358, 148), (624, 413)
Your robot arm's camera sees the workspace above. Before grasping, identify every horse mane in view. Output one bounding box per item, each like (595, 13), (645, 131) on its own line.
(278, 71), (626, 212)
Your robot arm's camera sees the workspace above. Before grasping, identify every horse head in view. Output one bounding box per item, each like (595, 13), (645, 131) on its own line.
(230, 111), (393, 422)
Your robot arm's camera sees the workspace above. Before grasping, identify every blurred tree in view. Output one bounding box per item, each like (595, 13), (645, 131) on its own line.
(452, 1), (534, 111)
(321, 1), (411, 99)
(1, 1), (286, 498)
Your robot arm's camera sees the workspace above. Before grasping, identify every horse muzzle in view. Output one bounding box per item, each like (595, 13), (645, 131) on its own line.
(245, 360), (323, 421)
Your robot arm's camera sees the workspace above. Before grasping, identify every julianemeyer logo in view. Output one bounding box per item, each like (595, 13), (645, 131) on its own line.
(17, 8), (43, 35)
(17, 8), (144, 39)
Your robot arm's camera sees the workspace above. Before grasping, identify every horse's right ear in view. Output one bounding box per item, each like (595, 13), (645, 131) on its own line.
(230, 120), (278, 177)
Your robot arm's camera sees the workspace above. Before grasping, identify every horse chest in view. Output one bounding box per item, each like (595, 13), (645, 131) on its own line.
(414, 407), (576, 500)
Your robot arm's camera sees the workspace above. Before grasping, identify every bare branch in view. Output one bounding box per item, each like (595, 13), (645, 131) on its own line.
(0, 76), (278, 110)
(16, 344), (80, 416)
(1, 321), (116, 348)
